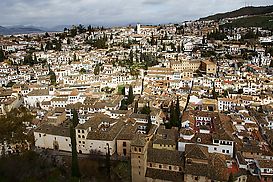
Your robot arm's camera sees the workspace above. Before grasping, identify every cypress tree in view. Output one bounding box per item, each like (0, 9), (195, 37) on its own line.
(228, 173), (234, 182)
(34, 54), (38, 64)
(105, 144), (111, 179)
(129, 50), (134, 64)
(134, 101), (138, 113)
(70, 110), (81, 179)
(146, 115), (152, 133)
(94, 64), (100, 75)
(127, 85), (134, 104)
(72, 109), (79, 127)
(170, 101), (176, 127)
(175, 97), (181, 128)
(49, 70), (56, 85)
(0, 49), (4, 62)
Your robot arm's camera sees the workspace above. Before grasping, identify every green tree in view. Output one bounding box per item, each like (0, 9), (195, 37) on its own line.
(33, 54), (38, 64)
(129, 50), (134, 63)
(94, 64), (100, 75)
(127, 85), (134, 104)
(67, 38), (71, 45)
(212, 81), (218, 99)
(117, 85), (125, 95)
(207, 29), (227, 40)
(40, 43), (44, 51)
(49, 70), (56, 85)
(70, 27), (77, 37)
(45, 32), (50, 37)
(140, 105), (151, 115)
(0, 49), (4, 62)
(70, 53), (76, 65)
(77, 24), (85, 34)
(228, 173), (234, 182)
(134, 101), (138, 113)
(170, 101), (178, 127)
(170, 43), (176, 52)
(70, 110), (81, 179)
(175, 97), (181, 128)
(269, 59), (273, 68)
(23, 53), (35, 66)
(105, 144), (111, 180)
(0, 108), (34, 155)
(71, 109), (79, 127)
(146, 115), (152, 133)
(79, 68), (86, 74)
(119, 99), (128, 110)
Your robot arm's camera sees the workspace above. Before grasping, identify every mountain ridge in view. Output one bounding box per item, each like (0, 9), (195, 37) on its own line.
(200, 5), (273, 21)
(0, 25), (45, 35)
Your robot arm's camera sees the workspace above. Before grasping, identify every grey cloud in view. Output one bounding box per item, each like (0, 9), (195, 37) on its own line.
(142, 0), (170, 5)
(0, 0), (271, 27)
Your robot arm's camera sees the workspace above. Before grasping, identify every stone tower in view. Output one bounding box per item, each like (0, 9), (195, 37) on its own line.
(131, 134), (148, 182)
(136, 23), (141, 34)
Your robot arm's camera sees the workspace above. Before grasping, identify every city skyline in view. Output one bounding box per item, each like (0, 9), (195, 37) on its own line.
(0, 0), (272, 27)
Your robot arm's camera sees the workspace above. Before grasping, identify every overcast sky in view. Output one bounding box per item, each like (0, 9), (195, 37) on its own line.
(0, 0), (272, 27)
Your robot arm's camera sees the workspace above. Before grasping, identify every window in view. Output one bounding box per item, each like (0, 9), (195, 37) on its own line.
(82, 130), (84, 133)
(82, 135), (85, 138)
(82, 141), (85, 144)
(169, 166), (172, 170)
(222, 149), (225, 153)
(123, 142), (126, 147)
(66, 139), (68, 141)
(78, 135), (81, 138)
(139, 148), (142, 152)
(195, 176), (199, 180)
(159, 165), (162, 169)
(226, 150), (229, 153)
(39, 134), (41, 137)
(79, 141), (81, 143)
(214, 147), (217, 151)
(134, 147), (137, 152)
(150, 163), (152, 167)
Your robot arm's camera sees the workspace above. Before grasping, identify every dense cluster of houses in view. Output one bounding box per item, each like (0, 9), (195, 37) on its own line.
(0, 19), (273, 182)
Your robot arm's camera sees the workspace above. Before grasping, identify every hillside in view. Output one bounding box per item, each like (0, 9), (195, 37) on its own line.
(200, 5), (273, 21)
(0, 26), (44, 35)
(221, 15), (273, 29)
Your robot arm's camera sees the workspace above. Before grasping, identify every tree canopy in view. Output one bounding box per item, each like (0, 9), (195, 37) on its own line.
(0, 49), (5, 62)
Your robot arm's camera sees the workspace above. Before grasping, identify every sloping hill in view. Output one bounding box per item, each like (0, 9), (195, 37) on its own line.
(221, 15), (273, 29)
(200, 5), (273, 21)
(0, 26), (44, 35)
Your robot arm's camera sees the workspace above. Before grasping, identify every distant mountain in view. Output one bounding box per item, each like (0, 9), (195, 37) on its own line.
(200, 5), (273, 21)
(0, 25), (45, 35)
(46, 25), (72, 32)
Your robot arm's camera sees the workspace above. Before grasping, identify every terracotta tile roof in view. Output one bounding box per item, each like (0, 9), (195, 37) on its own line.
(145, 168), (183, 182)
(185, 144), (209, 160)
(34, 121), (70, 137)
(147, 148), (184, 166)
